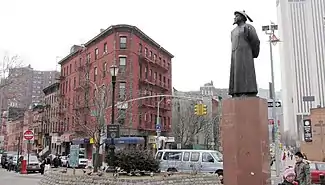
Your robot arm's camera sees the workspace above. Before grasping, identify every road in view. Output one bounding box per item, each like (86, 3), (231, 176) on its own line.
(0, 169), (42, 185)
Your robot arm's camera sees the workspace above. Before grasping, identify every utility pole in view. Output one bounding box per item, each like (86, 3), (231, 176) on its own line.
(262, 23), (281, 180)
(156, 98), (164, 150)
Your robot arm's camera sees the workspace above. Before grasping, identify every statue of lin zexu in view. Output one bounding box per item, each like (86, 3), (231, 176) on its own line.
(228, 10), (260, 98)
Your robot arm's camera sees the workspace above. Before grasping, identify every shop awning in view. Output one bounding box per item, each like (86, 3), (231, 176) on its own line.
(105, 137), (145, 144)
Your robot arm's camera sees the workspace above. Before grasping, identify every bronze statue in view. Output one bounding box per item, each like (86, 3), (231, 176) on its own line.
(228, 11), (260, 97)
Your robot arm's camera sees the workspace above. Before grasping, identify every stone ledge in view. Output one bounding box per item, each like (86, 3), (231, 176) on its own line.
(39, 171), (221, 185)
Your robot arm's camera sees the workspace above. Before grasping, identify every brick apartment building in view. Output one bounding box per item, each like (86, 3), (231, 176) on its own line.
(0, 65), (59, 110)
(58, 24), (173, 157)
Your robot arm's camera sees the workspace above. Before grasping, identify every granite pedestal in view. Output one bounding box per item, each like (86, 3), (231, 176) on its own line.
(221, 97), (271, 185)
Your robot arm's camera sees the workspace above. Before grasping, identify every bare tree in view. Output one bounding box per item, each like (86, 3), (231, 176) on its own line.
(0, 54), (23, 89)
(173, 103), (209, 148)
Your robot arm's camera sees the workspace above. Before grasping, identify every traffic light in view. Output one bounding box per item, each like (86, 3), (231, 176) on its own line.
(202, 104), (208, 115)
(194, 104), (201, 115)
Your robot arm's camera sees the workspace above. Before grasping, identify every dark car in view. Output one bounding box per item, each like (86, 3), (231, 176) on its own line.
(1, 153), (7, 168)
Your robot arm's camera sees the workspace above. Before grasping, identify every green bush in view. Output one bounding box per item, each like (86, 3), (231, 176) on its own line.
(106, 148), (160, 173)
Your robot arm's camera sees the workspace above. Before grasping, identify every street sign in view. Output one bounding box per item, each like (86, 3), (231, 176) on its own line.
(303, 119), (312, 142)
(267, 101), (282, 107)
(23, 130), (34, 141)
(69, 145), (79, 168)
(108, 124), (120, 139)
(156, 124), (161, 132)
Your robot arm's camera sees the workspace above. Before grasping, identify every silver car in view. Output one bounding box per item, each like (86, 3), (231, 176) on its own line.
(156, 149), (223, 176)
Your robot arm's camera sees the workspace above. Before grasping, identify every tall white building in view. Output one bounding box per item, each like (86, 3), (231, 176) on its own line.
(277, 0), (325, 139)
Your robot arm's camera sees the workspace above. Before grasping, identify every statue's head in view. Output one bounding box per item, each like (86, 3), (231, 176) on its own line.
(234, 10), (253, 25)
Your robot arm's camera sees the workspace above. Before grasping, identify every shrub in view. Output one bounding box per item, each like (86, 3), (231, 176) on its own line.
(106, 148), (159, 173)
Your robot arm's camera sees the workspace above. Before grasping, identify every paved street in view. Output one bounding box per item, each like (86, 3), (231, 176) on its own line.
(0, 169), (42, 185)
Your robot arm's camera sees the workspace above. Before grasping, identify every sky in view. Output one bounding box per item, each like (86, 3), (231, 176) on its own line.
(0, 0), (281, 92)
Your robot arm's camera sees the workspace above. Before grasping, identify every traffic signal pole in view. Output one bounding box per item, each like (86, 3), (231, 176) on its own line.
(156, 98), (165, 150)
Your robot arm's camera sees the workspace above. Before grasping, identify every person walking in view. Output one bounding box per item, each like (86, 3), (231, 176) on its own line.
(40, 158), (45, 175)
(7, 156), (13, 172)
(294, 151), (311, 185)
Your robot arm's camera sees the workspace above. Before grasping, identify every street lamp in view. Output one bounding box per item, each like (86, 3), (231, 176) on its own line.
(262, 23), (281, 181)
(108, 64), (118, 166)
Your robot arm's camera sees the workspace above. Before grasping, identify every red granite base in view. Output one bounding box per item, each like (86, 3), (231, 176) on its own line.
(221, 97), (271, 185)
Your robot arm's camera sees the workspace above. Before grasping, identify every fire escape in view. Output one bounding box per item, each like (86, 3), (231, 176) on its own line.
(73, 53), (92, 133)
(137, 51), (171, 132)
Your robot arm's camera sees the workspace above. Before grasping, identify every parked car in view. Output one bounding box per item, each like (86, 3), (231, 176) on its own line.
(156, 149), (223, 176)
(25, 155), (41, 173)
(308, 161), (325, 184)
(2, 153), (14, 169)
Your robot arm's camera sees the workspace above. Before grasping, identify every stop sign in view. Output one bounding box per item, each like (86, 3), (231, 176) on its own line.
(23, 130), (34, 140)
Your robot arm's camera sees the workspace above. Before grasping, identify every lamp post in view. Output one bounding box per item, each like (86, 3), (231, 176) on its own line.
(108, 64), (118, 166)
(262, 23), (281, 180)
(156, 98), (164, 150)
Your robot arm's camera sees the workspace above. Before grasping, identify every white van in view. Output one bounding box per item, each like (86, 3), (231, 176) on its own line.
(156, 149), (223, 175)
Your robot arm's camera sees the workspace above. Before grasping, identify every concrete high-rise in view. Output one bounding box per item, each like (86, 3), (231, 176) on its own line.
(277, 0), (325, 139)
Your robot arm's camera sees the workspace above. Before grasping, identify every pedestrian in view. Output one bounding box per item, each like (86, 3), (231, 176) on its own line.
(278, 167), (298, 185)
(294, 151), (311, 185)
(40, 158), (45, 175)
(7, 156), (13, 171)
(290, 153), (293, 160)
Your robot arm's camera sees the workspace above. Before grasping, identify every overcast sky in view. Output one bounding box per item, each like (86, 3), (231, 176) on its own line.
(0, 0), (281, 91)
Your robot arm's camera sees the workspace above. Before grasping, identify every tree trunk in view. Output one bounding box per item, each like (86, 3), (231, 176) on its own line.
(93, 142), (100, 172)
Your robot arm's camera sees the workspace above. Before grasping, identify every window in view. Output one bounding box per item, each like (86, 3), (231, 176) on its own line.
(69, 64), (72, 74)
(119, 57), (126, 72)
(149, 51), (152, 58)
(73, 77), (76, 88)
(145, 48), (148, 57)
(190, 152), (200, 162)
(145, 67), (148, 79)
(154, 72), (157, 80)
(153, 54), (157, 61)
(74, 61), (77, 71)
(120, 36), (127, 49)
(162, 152), (182, 161)
(86, 53), (91, 63)
(103, 62), (107, 77)
(95, 48), (99, 60)
(183, 152), (190, 161)
(139, 43), (142, 53)
(94, 67), (98, 81)
(310, 163), (316, 170)
(149, 69), (152, 77)
(103, 43), (107, 53)
(202, 152), (214, 163)
(156, 152), (163, 160)
(119, 82), (126, 100)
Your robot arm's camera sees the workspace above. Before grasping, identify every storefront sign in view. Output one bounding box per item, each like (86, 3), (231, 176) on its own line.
(303, 119), (312, 142)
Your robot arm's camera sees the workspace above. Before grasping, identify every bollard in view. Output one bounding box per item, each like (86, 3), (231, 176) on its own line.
(20, 160), (27, 174)
(320, 174), (325, 185)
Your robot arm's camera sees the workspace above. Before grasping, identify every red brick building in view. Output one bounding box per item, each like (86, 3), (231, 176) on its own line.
(58, 24), (173, 153)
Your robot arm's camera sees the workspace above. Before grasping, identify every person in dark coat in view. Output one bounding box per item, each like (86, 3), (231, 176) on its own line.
(53, 156), (59, 168)
(40, 158), (46, 175)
